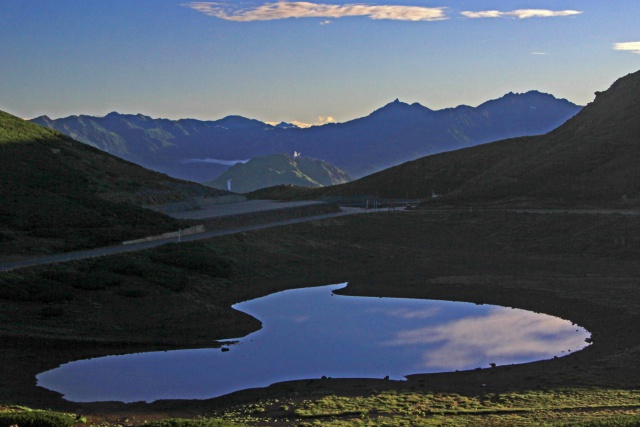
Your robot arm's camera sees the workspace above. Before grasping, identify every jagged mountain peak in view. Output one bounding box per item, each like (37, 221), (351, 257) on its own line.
(307, 68), (640, 205)
(368, 98), (433, 118)
(274, 122), (299, 130)
(478, 90), (573, 108)
(103, 111), (156, 122)
(31, 90), (582, 182)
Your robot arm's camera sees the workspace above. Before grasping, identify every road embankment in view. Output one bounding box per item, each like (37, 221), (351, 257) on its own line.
(198, 201), (341, 231)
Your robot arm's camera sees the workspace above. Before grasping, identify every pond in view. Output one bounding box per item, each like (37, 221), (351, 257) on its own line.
(37, 283), (591, 403)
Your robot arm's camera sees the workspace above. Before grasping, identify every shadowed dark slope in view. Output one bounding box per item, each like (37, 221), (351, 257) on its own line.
(0, 111), (226, 257)
(271, 70), (640, 207)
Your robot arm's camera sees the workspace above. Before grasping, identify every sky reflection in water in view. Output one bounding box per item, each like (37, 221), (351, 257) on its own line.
(37, 283), (590, 403)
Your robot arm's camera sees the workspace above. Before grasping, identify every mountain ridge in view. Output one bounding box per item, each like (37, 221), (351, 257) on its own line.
(278, 70), (640, 207)
(32, 91), (582, 182)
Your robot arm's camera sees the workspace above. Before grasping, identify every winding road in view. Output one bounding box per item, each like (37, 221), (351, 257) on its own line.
(0, 207), (367, 272)
(3, 206), (638, 273)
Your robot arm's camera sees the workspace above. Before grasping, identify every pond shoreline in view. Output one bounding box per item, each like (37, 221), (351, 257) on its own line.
(35, 283), (589, 403)
(2, 210), (640, 424)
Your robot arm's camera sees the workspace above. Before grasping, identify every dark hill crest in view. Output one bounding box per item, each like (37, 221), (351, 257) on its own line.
(0, 109), (227, 257)
(296, 69), (640, 207)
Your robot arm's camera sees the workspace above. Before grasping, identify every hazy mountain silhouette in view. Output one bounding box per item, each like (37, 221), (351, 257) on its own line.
(32, 91), (581, 183)
(291, 70), (640, 207)
(205, 153), (352, 193)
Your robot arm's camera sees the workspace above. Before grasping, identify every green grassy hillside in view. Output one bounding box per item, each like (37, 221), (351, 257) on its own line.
(205, 153), (351, 193)
(0, 110), (223, 258)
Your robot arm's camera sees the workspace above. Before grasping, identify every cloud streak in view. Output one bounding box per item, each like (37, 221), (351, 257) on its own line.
(184, 1), (448, 22)
(183, 158), (249, 165)
(366, 306), (442, 319)
(286, 115), (336, 128)
(461, 9), (582, 19)
(613, 41), (640, 54)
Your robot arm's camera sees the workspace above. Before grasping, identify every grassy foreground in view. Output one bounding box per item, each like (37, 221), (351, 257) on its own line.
(223, 389), (640, 426)
(0, 405), (78, 427)
(5, 390), (640, 427)
(2, 210), (640, 425)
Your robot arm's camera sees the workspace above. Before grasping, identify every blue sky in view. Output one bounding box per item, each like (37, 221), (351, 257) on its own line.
(1, 1), (639, 126)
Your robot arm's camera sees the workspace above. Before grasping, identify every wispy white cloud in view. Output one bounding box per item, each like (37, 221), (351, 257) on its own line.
(289, 115), (336, 128)
(613, 41), (640, 54)
(461, 9), (582, 19)
(317, 115), (336, 124)
(183, 158), (249, 165)
(184, 1), (448, 22)
(291, 121), (313, 128)
(460, 10), (502, 19)
(531, 52), (548, 55)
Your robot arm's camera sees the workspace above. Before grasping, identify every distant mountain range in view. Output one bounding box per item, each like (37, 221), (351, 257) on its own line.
(271, 70), (640, 207)
(32, 91), (582, 183)
(205, 153), (352, 193)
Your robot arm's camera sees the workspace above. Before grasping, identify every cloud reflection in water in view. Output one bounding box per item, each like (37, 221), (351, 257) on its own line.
(37, 284), (591, 402)
(384, 307), (589, 369)
(366, 306), (442, 320)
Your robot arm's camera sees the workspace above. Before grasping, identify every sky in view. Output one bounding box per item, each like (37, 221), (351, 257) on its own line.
(1, 1), (639, 127)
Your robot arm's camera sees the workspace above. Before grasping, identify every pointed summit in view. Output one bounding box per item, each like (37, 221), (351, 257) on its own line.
(275, 122), (299, 130)
(30, 115), (54, 127)
(369, 98), (433, 119)
(312, 68), (640, 205)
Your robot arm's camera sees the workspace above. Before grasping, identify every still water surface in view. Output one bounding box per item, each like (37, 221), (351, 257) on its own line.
(37, 283), (590, 402)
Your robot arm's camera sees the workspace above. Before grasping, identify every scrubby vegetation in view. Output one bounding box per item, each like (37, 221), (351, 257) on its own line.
(198, 388), (640, 426)
(145, 418), (242, 427)
(0, 240), (240, 343)
(0, 406), (76, 427)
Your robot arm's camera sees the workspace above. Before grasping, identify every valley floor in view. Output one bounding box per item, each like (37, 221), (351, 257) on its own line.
(2, 209), (640, 426)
